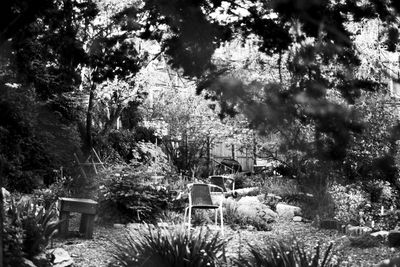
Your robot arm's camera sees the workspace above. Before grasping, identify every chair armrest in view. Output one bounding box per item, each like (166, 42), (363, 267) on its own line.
(208, 184), (224, 193)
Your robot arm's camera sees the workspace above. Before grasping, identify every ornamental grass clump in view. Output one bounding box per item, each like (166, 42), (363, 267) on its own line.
(109, 225), (227, 267)
(236, 241), (340, 267)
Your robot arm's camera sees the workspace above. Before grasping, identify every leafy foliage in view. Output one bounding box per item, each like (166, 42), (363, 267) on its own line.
(236, 241), (340, 267)
(99, 177), (175, 223)
(328, 182), (370, 224)
(2, 222), (25, 267)
(3, 196), (59, 265)
(109, 226), (227, 267)
(6, 198), (59, 258)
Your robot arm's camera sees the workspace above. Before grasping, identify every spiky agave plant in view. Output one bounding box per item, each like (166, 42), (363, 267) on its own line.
(236, 241), (340, 267)
(109, 225), (227, 267)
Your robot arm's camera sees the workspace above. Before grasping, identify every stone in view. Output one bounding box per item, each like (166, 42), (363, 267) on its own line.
(22, 258), (37, 267)
(113, 223), (125, 228)
(276, 203), (302, 219)
(237, 196), (263, 205)
(388, 231), (400, 247)
(32, 252), (50, 267)
(371, 230), (389, 238)
(50, 248), (74, 267)
(375, 257), (400, 267)
(293, 216), (302, 222)
(236, 196), (277, 223)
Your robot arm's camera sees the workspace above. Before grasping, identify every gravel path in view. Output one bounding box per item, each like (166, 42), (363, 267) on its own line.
(53, 220), (399, 266)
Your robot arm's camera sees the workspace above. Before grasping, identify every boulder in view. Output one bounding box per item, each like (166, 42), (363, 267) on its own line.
(388, 231), (400, 247)
(276, 203), (302, 219)
(50, 248), (74, 267)
(371, 231), (389, 238)
(32, 252), (50, 267)
(293, 216), (302, 222)
(236, 196), (277, 223)
(237, 196), (262, 205)
(22, 258), (37, 267)
(375, 257), (400, 267)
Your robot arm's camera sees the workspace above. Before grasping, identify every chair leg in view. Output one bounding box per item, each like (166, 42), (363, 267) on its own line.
(184, 207), (188, 227)
(187, 207), (192, 232)
(220, 206), (224, 236)
(215, 209), (218, 226)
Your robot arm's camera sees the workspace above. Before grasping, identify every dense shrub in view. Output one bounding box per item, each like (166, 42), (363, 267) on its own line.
(236, 241), (340, 267)
(0, 88), (82, 193)
(3, 196), (59, 265)
(328, 182), (370, 223)
(33, 175), (73, 209)
(223, 202), (272, 231)
(109, 226), (227, 267)
(99, 177), (177, 223)
(3, 223), (25, 267)
(349, 234), (383, 248)
(7, 198), (59, 258)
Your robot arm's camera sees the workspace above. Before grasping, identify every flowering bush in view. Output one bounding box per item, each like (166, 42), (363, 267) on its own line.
(328, 182), (370, 223)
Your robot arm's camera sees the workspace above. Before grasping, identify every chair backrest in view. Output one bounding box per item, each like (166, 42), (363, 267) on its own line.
(209, 176), (227, 192)
(190, 184), (213, 206)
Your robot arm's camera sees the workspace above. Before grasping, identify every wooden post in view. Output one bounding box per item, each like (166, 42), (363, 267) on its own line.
(206, 136), (211, 176)
(92, 148), (106, 170)
(74, 153), (88, 181)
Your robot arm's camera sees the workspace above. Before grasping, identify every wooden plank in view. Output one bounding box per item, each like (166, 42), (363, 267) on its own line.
(92, 159), (98, 174)
(60, 198), (98, 215)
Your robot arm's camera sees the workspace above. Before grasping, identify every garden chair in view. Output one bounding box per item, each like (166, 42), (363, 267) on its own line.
(183, 183), (224, 235)
(209, 175), (235, 192)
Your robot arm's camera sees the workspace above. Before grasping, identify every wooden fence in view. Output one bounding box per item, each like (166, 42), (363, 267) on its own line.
(210, 142), (254, 172)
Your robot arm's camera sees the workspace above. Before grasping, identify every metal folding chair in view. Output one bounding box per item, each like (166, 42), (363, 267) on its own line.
(183, 183), (224, 235)
(209, 175), (235, 192)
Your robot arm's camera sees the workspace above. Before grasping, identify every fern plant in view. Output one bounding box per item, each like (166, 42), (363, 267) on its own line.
(109, 225), (227, 267)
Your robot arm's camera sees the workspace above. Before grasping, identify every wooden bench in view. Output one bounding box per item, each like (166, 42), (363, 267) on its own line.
(58, 198), (98, 239)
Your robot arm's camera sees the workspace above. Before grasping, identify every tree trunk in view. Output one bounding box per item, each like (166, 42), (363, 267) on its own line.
(101, 105), (123, 136)
(0, 157), (4, 267)
(86, 83), (96, 150)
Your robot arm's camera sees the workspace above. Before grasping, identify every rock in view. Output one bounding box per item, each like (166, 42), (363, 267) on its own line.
(375, 257), (400, 267)
(22, 258), (37, 267)
(236, 196), (277, 223)
(266, 193), (282, 200)
(32, 252), (50, 267)
(293, 216), (302, 222)
(346, 225), (372, 236)
(276, 203), (302, 219)
(388, 231), (400, 247)
(113, 223), (125, 228)
(264, 194), (282, 209)
(50, 248), (74, 267)
(237, 196), (263, 205)
(371, 230), (389, 238)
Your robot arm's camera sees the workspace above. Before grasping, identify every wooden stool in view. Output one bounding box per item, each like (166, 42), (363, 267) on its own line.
(58, 198), (98, 239)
